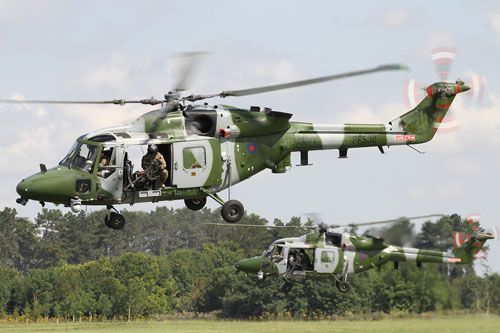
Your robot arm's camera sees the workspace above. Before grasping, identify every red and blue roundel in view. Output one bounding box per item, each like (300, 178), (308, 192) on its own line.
(360, 252), (367, 260)
(247, 143), (257, 154)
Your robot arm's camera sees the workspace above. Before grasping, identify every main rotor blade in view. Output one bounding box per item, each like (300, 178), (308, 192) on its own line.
(204, 214), (445, 230)
(329, 214), (446, 229)
(202, 222), (315, 229)
(219, 64), (408, 98)
(172, 51), (206, 92)
(0, 98), (162, 106)
(150, 100), (181, 130)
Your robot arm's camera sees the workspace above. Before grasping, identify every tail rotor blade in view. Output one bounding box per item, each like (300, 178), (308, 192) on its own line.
(431, 47), (456, 82)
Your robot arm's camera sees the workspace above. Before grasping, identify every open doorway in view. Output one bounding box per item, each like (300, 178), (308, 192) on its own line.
(156, 144), (172, 186)
(123, 144), (172, 189)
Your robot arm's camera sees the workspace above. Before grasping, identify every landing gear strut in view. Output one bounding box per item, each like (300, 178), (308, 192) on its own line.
(201, 189), (245, 223)
(336, 260), (352, 293)
(104, 206), (125, 230)
(336, 280), (351, 293)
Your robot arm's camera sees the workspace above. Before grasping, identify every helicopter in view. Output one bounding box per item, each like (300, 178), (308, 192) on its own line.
(226, 214), (494, 292)
(5, 58), (470, 229)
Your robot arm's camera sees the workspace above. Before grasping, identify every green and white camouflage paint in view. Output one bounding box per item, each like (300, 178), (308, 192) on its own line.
(234, 226), (494, 292)
(16, 81), (469, 223)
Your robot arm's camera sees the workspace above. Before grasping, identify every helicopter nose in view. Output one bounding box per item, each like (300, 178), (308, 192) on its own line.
(16, 179), (31, 197)
(235, 257), (263, 274)
(16, 168), (75, 203)
(16, 177), (48, 200)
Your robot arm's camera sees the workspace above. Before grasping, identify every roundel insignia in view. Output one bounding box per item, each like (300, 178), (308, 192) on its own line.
(247, 143), (257, 154)
(360, 252), (367, 259)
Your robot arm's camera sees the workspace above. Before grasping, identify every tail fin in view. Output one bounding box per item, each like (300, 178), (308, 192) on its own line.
(452, 232), (494, 264)
(390, 81), (470, 144)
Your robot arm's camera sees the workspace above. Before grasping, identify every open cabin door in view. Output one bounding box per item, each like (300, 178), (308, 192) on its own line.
(171, 139), (223, 188)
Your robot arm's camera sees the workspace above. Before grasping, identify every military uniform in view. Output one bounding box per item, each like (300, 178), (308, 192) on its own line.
(97, 153), (111, 177)
(142, 152), (168, 186)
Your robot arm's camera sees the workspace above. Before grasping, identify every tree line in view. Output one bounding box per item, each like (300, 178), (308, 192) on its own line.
(0, 207), (499, 320)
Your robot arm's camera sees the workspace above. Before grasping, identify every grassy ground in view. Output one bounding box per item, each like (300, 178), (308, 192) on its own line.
(0, 315), (499, 332)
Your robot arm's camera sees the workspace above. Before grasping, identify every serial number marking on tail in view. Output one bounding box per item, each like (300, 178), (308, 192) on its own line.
(395, 135), (415, 141)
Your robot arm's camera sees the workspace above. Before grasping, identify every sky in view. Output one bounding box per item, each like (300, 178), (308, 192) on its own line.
(1, 0), (500, 273)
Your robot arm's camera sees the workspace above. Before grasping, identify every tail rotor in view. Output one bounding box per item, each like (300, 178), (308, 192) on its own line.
(403, 46), (485, 135)
(452, 213), (496, 262)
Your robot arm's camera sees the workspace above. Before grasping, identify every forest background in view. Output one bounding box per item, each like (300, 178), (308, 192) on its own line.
(1, 207), (499, 322)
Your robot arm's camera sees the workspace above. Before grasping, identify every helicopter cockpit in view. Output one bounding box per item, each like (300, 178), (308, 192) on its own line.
(59, 141), (100, 174)
(262, 240), (285, 260)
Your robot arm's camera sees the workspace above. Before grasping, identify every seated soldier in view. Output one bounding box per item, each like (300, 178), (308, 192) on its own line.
(141, 144), (168, 188)
(297, 248), (312, 270)
(97, 150), (112, 177)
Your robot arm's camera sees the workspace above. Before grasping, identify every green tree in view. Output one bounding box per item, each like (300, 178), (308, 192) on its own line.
(0, 208), (38, 272)
(0, 264), (20, 315)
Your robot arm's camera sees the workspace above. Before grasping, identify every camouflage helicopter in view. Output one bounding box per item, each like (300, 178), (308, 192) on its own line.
(5, 58), (470, 229)
(226, 214), (494, 292)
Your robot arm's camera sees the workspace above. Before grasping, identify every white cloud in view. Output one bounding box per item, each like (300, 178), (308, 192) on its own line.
(446, 157), (484, 177)
(0, 1), (66, 23)
(66, 52), (131, 93)
(61, 104), (145, 132)
(384, 9), (410, 29)
(421, 31), (455, 57)
(0, 125), (56, 175)
(36, 107), (48, 118)
(335, 101), (409, 125)
(244, 59), (298, 84)
(410, 179), (467, 203)
(489, 11), (500, 43)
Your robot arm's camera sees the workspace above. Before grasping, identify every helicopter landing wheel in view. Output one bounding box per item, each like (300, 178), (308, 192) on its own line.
(104, 212), (125, 230)
(184, 198), (207, 211)
(221, 199), (244, 223)
(336, 280), (351, 293)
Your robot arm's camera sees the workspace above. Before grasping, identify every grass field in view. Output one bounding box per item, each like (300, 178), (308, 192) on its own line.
(0, 315), (499, 332)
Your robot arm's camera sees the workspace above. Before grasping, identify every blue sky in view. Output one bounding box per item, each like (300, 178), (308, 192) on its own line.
(1, 0), (500, 273)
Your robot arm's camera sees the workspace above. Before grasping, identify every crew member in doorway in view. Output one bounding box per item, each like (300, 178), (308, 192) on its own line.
(97, 150), (112, 177)
(142, 144), (168, 188)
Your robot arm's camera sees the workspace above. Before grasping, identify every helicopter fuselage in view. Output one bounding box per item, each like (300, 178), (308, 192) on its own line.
(234, 230), (493, 292)
(14, 104), (410, 207)
(15, 81), (469, 225)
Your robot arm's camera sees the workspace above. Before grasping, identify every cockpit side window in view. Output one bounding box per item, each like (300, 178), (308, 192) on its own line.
(61, 142), (99, 173)
(72, 144), (99, 173)
(60, 142), (78, 166)
(262, 241), (285, 259)
(262, 244), (275, 259)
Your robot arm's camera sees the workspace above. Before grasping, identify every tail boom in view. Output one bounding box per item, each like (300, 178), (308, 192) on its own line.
(289, 81), (470, 154)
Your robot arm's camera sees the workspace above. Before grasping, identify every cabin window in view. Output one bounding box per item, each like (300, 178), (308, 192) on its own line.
(320, 251), (334, 263)
(183, 146), (206, 169)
